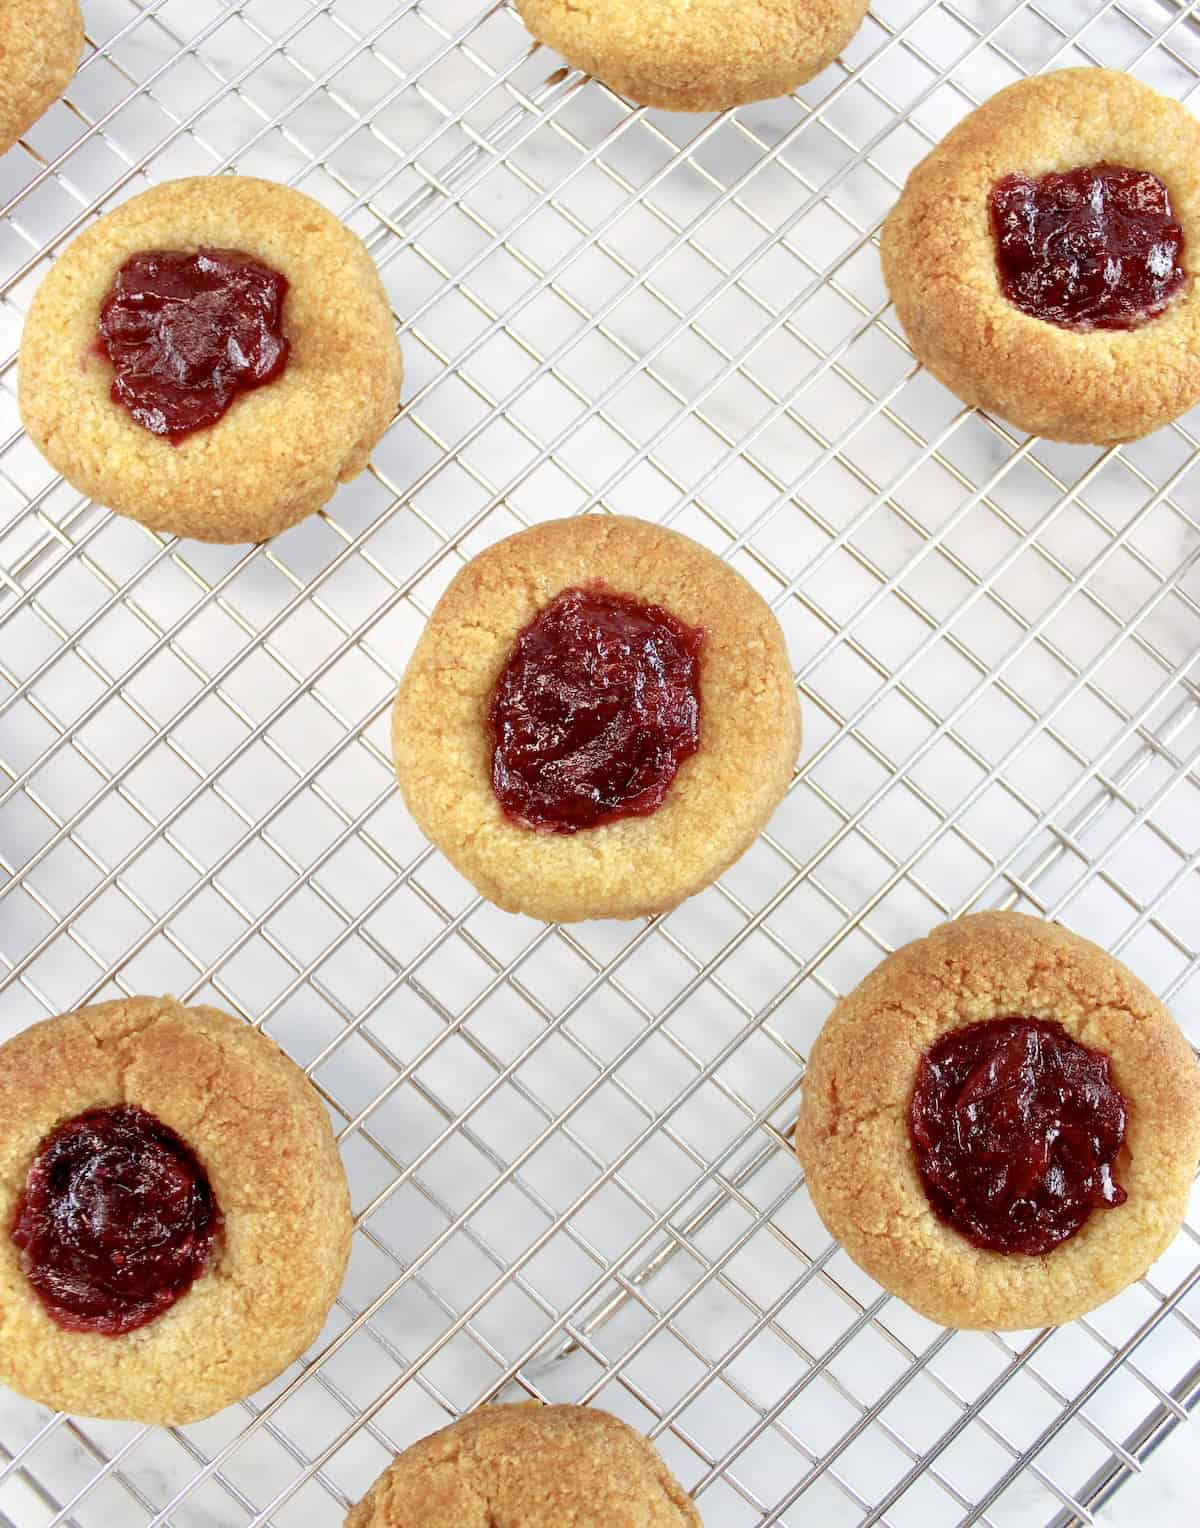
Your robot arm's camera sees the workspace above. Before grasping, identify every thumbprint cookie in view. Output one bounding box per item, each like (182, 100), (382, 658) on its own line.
(796, 912), (1200, 1330)
(0, 0), (83, 156)
(516, 0), (870, 113)
(882, 69), (1200, 444)
(347, 1404), (700, 1527)
(392, 515), (801, 923)
(19, 176), (402, 542)
(0, 996), (353, 1423)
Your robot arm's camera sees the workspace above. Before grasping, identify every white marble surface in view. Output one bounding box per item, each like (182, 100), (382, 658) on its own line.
(1103, 1421), (1196, 1525)
(0, 0), (1198, 1524)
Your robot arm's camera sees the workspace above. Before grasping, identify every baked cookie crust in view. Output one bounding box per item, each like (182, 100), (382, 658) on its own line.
(795, 912), (1200, 1330)
(19, 176), (403, 543)
(392, 515), (801, 923)
(0, 996), (353, 1423)
(881, 69), (1200, 444)
(516, 0), (870, 113)
(346, 1403), (700, 1527)
(0, 0), (83, 156)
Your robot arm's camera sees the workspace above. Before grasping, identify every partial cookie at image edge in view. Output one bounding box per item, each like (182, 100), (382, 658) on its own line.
(0, 995), (353, 1424)
(346, 1403), (701, 1527)
(881, 68), (1200, 444)
(516, 0), (870, 111)
(795, 911), (1200, 1330)
(0, 0), (84, 156)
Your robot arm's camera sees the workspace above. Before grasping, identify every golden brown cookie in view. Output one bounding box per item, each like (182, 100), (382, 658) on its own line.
(0, 996), (353, 1423)
(516, 0), (870, 112)
(0, 0), (83, 156)
(795, 912), (1200, 1330)
(19, 176), (402, 543)
(881, 69), (1200, 444)
(392, 515), (801, 923)
(346, 1404), (701, 1527)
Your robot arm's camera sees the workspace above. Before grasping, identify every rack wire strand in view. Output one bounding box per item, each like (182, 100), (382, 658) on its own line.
(1, 1), (1198, 1524)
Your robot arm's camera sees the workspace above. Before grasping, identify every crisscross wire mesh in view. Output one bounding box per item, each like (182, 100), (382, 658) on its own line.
(0, 0), (1197, 1523)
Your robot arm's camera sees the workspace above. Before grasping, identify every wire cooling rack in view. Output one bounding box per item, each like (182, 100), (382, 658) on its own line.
(0, 0), (1198, 1523)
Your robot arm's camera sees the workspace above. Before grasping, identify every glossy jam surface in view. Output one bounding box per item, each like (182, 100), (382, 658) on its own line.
(98, 248), (290, 440)
(990, 164), (1186, 331)
(909, 1017), (1127, 1256)
(11, 1105), (219, 1335)
(489, 586), (705, 833)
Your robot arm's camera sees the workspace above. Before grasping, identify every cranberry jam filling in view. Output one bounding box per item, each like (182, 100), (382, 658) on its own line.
(98, 247), (290, 441)
(489, 586), (705, 834)
(990, 163), (1185, 331)
(909, 1017), (1127, 1256)
(11, 1105), (220, 1335)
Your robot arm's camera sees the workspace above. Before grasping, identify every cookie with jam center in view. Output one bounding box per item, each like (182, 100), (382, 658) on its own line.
(19, 176), (402, 543)
(0, 996), (352, 1424)
(0, 0), (83, 156)
(392, 515), (801, 923)
(346, 1404), (700, 1527)
(516, 0), (870, 112)
(882, 69), (1200, 444)
(795, 912), (1200, 1330)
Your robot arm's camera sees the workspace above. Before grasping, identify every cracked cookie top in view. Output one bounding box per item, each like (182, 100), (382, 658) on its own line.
(0, 995), (352, 1423)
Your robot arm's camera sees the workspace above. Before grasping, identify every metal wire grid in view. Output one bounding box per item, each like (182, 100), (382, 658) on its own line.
(0, 0), (1197, 1522)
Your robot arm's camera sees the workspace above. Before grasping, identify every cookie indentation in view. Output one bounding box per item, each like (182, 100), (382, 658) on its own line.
(98, 248), (289, 440)
(12, 1104), (220, 1335)
(489, 586), (704, 833)
(991, 164), (1185, 331)
(910, 1016), (1127, 1255)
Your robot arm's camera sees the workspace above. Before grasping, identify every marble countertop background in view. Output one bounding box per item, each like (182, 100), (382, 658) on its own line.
(0, 1), (1198, 1524)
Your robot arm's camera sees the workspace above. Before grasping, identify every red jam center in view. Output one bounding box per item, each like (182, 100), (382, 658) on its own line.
(990, 164), (1185, 331)
(909, 1018), (1127, 1256)
(11, 1105), (219, 1335)
(98, 247), (290, 441)
(489, 586), (705, 834)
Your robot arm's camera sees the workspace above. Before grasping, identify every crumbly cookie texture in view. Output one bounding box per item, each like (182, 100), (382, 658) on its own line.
(392, 515), (801, 923)
(795, 912), (1200, 1330)
(19, 176), (402, 543)
(881, 69), (1200, 444)
(0, 996), (353, 1423)
(0, 0), (83, 155)
(517, 0), (869, 112)
(346, 1404), (701, 1527)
